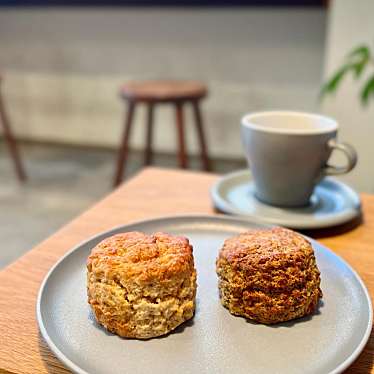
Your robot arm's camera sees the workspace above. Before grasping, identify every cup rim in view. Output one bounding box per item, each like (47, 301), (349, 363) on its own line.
(241, 111), (338, 135)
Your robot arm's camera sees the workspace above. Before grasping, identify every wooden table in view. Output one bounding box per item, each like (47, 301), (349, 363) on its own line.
(0, 167), (373, 374)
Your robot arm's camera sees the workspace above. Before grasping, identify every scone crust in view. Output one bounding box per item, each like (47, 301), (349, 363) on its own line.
(216, 227), (322, 324)
(87, 232), (197, 339)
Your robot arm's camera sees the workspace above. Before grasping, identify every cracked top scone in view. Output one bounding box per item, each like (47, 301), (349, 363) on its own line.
(216, 227), (322, 324)
(87, 231), (197, 339)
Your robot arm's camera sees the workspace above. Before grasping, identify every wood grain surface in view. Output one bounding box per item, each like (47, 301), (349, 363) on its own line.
(0, 167), (373, 374)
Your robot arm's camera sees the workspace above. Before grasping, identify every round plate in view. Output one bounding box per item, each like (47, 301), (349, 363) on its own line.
(211, 170), (361, 229)
(37, 215), (372, 374)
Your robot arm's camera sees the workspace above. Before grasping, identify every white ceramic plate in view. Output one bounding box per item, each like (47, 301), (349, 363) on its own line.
(211, 170), (361, 229)
(37, 215), (372, 374)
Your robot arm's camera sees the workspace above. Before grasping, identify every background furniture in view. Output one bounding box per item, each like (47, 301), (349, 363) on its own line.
(0, 167), (372, 373)
(0, 76), (26, 181)
(114, 80), (210, 186)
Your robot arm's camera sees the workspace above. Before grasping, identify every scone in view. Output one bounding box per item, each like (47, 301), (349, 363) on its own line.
(216, 227), (322, 324)
(87, 231), (197, 339)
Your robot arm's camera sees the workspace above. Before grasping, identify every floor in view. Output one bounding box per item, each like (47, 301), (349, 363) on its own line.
(0, 142), (245, 269)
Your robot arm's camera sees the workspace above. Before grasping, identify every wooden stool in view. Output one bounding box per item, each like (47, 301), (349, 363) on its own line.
(114, 80), (211, 187)
(0, 76), (26, 182)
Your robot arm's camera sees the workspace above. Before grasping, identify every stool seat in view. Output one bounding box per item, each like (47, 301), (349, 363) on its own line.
(120, 80), (207, 102)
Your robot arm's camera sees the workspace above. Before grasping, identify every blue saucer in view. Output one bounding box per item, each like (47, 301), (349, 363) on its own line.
(211, 170), (361, 229)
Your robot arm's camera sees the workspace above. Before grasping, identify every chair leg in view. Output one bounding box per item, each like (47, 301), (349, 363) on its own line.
(0, 88), (27, 182)
(144, 103), (154, 166)
(175, 101), (188, 168)
(192, 100), (211, 171)
(113, 101), (136, 187)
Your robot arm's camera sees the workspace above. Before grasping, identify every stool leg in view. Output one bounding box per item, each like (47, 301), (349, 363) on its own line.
(175, 102), (188, 168)
(192, 100), (211, 171)
(144, 103), (154, 166)
(113, 101), (136, 187)
(0, 88), (27, 182)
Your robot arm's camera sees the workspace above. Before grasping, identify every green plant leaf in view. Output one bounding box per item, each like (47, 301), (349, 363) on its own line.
(347, 45), (370, 78)
(347, 45), (370, 61)
(360, 74), (374, 106)
(320, 65), (351, 98)
(351, 59), (369, 78)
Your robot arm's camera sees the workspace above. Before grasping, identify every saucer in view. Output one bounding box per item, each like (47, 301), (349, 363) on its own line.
(211, 170), (361, 229)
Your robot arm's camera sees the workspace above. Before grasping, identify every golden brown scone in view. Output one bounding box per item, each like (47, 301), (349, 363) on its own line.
(216, 227), (322, 324)
(87, 231), (197, 339)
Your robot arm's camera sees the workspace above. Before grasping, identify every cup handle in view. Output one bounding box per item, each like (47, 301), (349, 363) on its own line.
(323, 139), (358, 176)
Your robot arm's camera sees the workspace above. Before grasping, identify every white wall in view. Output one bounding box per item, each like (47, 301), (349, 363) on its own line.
(0, 7), (326, 158)
(323, 0), (374, 192)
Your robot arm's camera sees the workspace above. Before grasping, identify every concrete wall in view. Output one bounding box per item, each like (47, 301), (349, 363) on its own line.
(322, 0), (374, 192)
(0, 7), (326, 158)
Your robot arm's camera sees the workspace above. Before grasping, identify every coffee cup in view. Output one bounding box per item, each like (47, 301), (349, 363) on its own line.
(241, 111), (357, 207)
